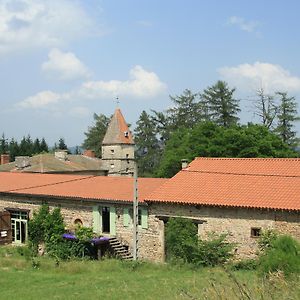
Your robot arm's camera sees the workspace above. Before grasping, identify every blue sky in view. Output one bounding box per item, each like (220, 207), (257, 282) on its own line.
(1, 0), (300, 146)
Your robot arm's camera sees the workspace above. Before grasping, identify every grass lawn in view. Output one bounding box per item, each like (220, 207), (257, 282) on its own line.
(0, 246), (299, 300)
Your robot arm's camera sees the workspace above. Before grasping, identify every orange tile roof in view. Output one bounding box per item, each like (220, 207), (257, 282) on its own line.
(102, 108), (134, 145)
(0, 172), (167, 203)
(145, 158), (300, 211)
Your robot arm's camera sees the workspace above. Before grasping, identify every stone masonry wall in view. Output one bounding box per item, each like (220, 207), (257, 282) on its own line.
(1, 194), (299, 263)
(145, 203), (300, 262)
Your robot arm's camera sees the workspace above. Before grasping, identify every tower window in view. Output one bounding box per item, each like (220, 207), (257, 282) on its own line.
(126, 154), (129, 158)
(111, 149), (114, 154)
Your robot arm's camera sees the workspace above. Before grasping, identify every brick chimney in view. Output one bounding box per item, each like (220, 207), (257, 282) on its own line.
(0, 154), (10, 165)
(83, 150), (96, 158)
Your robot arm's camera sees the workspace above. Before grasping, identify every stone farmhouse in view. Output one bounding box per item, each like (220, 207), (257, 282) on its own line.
(0, 109), (299, 262)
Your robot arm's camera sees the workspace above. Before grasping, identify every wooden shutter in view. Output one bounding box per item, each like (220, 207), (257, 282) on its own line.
(0, 211), (12, 244)
(110, 206), (116, 236)
(123, 208), (129, 227)
(92, 206), (101, 234)
(141, 208), (148, 229)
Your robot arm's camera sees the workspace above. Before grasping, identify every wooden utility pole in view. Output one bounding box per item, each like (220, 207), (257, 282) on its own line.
(133, 163), (138, 260)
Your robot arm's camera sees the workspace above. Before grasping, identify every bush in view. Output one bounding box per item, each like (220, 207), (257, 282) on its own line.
(259, 235), (300, 277)
(258, 229), (278, 252)
(230, 259), (258, 271)
(165, 218), (234, 266)
(165, 217), (198, 263)
(195, 233), (235, 266)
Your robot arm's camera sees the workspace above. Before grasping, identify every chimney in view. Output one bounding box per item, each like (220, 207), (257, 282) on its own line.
(0, 154), (10, 165)
(55, 150), (68, 161)
(15, 156), (31, 169)
(181, 159), (189, 169)
(83, 150), (96, 158)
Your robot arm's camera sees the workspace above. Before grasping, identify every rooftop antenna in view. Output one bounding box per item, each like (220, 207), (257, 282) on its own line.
(115, 96), (120, 108)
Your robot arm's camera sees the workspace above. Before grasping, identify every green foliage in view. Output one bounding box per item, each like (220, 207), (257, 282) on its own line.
(157, 122), (298, 177)
(29, 205), (95, 260)
(230, 259), (258, 271)
(259, 235), (300, 277)
(57, 137), (68, 150)
(258, 229), (278, 252)
(165, 218), (234, 266)
(165, 218), (198, 263)
(0, 133), (49, 160)
(275, 92), (300, 147)
(82, 113), (110, 157)
(201, 80), (240, 127)
(134, 110), (161, 177)
(195, 233), (235, 267)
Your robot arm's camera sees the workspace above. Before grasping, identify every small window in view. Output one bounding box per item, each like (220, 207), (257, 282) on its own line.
(110, 163), (114, 169)
(126, 153), (129, 158)
(251, 227), (261, 238)
(111, 149), (114, 154)
(74, 219), (83, 227)
(124, 131), (129, 137)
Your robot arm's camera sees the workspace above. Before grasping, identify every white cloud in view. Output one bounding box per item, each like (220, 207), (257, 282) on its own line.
(0, 0), (101, 54)
(79, 65), (167, 99)
(42, 48), (91, 81)
(219, 62), (300, 93)
(227, 16), (260, 35)
(16, 90), (61, 108)
(69, 106), (90, 118)
(16, 65), (167, 109)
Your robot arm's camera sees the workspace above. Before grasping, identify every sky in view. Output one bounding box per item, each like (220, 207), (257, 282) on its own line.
(1, 0), (300, 147)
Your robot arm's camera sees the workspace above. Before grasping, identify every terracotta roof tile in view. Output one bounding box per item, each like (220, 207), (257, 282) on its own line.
(102, 109), (134, 145)
(0, 172), (167, 203)
(145, 158), (300, 211)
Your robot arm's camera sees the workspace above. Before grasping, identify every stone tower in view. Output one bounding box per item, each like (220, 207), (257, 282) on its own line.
(102, 108), (135, 176)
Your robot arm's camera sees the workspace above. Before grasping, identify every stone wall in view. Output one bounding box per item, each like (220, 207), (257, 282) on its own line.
(101, 144), (135, 176)
(145, 203), (300, 262)
(1, 194), (299, 263)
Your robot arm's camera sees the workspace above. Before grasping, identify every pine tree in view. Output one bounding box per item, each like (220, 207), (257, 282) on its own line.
(0, 133), (8, 154)
(40, 138), (49, 153)
(275, 92), (300, 147)
(167, 89), (206, 130)
(58, 138), (68, 150)
(33, 138), (41, 154)
(82, 113), (110, 157)
(201, 81), (240, 127)
(8, 138), (20, 161)
(134, 111), (161, 177)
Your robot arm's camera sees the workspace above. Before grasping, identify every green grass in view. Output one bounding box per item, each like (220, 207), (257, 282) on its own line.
(0, 246), (299, 300)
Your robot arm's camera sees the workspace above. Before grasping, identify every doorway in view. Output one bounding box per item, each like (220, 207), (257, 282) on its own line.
(102, 207), (110, 233)
(10, 211), (28, 244)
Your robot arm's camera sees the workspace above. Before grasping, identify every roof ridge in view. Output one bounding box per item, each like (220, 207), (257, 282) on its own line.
(195, 157), (300, 161)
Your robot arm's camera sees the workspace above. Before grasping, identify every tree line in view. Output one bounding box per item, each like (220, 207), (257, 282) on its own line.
(0, 134), (69, 161)
(83, 80), (300, 177)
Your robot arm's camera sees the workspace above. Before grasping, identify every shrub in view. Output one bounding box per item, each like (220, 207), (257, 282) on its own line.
(195, 232), (235, 266)
(165, 217), (198, 263)
(165, 218), (235, 266)
(258, 229), (278, 252)
(259, 235), (300, 277)
(230, 259), (258, 271)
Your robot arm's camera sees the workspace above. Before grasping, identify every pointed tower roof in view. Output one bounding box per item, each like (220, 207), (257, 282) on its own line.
(102, 109), (134, 145)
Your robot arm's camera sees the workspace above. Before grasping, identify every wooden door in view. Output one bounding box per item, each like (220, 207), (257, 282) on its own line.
(0, 211), (12, 245)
